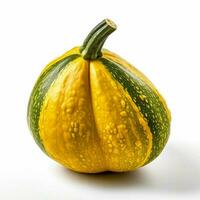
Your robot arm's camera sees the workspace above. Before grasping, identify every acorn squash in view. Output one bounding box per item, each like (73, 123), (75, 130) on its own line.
(27, 19), (171, 173)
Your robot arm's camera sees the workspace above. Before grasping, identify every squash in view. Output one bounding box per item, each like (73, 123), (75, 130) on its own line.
(27, 19), (171, 173)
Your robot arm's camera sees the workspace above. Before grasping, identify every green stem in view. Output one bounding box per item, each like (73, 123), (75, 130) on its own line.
(80, 19), (117, 60)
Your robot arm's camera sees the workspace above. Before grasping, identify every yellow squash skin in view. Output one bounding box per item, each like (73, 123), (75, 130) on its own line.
(38, 54), (153, 172)
(90, 61), (153, 171)
(39, 57), (105, 173)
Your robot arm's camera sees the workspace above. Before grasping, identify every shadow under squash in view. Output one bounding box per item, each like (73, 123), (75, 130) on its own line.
(53, 144), (200, 194)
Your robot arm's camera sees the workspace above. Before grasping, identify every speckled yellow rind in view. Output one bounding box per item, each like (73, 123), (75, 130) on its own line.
(39, 57), (153, 173)
(39, 57), (106, 173)
(27, 50), (80, 152)
(89, 60), (152, 171)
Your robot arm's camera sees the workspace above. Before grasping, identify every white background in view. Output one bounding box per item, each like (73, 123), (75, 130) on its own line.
(0, 0), (200, 199)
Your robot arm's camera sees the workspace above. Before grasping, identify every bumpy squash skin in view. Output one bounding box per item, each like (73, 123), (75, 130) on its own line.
(27, 47), (170, 173)
(27, 20), (171, 173)
(27, 48), (80, 152)
(101, 51), (171, 164)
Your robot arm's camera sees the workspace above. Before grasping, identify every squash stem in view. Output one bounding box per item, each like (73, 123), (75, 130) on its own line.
(80, 19), (117, 60)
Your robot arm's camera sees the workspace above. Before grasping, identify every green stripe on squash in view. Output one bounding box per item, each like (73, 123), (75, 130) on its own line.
(27, 54), (80, 152)
(100, 57), (170, 163)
